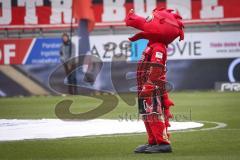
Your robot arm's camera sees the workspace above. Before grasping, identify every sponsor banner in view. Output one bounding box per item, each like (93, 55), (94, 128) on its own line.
(0, 31), (240, 64)
(92, 31), (240, 62)
(24, 37), (79, 64)
(215, 82), (240, 92)
(131, 31), (240, 60)
(0, 0), (240, 29)
(90, 35), (131, 62)
(24, 38), (62, 64)
(0, 37), (78, 65)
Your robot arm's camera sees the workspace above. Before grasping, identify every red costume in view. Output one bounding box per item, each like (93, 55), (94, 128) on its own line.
(125, 8), (184, 148)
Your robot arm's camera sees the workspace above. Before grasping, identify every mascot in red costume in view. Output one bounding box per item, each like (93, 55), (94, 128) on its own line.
(125, 8), (184, 153)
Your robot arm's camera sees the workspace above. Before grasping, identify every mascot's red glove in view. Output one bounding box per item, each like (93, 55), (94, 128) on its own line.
(162, 93), (174, 118)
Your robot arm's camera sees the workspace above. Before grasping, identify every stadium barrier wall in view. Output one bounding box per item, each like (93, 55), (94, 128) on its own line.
(0, 31), (240, 96)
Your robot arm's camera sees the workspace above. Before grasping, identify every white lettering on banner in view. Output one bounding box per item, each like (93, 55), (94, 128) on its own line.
(0, 0), (12, 25)
(168, 41), (202, 57)
(88, 32), (240, 62)
(220, 83), (240, 92)
(200, 0), (223, 19)
(1, 44), (16, 64)
(167, 0), (192, 19)
(42, 43), (61, 49)
(0, 0), (238, 26)
(134, 0), (156, 18)
(102, 0), (125, 22)
(18, 0), (43, 24)
(50, 0), (73, 24)
(90, 35), (131, 61)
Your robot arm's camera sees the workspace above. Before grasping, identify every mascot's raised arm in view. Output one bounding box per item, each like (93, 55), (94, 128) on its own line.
(125, 7), (184, 154)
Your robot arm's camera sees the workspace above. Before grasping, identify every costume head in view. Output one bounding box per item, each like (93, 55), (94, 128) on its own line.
(125, 8), (184, 45)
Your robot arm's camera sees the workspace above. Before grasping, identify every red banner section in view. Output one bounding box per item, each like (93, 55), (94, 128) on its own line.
(0, 0), (240, 29)
(0, 39), (32, 64)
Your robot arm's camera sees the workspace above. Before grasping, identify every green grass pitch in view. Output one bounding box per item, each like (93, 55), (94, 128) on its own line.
(0, 91), (240, 160)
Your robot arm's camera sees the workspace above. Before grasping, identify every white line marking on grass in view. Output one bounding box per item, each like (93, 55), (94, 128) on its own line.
(170, 121), (227, 133)
(198, 121), (227, 131)
(0, 119), (203, 141)
(80, 121), (228, 139)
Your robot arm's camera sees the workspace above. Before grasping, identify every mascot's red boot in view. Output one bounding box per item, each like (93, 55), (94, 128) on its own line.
(125, 8), (184, 153)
